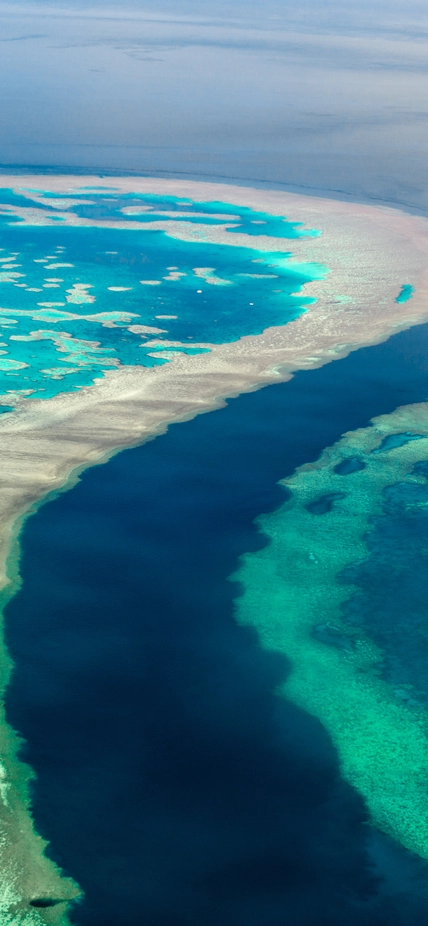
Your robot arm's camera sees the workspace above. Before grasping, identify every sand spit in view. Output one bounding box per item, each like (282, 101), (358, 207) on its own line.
(0, 176), (427, 921)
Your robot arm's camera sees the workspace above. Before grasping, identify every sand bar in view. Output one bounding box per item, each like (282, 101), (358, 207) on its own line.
(0, 176), (428, 921)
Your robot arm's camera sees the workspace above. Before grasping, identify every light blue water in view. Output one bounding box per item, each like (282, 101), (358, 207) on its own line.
(395, 284), (414, 304)
(0, 188), (324, 402)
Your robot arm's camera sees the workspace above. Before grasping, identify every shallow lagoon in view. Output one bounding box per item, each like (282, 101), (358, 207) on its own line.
(0, 189), (321, 400)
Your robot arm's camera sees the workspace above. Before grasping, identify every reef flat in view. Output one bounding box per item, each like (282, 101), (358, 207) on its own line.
(0, 175), (428, 921)
(234, 402), (428, 859)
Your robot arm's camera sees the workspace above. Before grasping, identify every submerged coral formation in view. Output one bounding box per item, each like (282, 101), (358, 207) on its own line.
(234, 402), (428, 858)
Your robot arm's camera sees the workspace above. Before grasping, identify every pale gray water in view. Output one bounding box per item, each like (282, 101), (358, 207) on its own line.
(1, 0), (428, 212)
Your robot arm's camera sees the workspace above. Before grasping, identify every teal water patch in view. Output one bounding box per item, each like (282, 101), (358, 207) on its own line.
(396, 284), (414, 304)
(0, 187), (326, 402)
(374, 431), (424, 453)
(333, 456), (366, 475)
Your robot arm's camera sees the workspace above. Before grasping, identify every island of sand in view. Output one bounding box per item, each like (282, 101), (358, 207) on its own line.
(0, 175), (428, 923)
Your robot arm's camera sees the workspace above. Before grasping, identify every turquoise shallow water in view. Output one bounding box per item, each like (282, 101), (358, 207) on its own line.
(0, 188), (323, 402)
(395, 284), (414, 304)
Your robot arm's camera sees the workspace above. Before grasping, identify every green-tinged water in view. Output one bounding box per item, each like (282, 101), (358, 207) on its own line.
(0, 187), (326, 403)
(234, 403), (428, 859)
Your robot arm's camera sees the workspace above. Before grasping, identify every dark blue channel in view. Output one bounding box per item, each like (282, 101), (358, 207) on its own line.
(5, 322), (428, 925)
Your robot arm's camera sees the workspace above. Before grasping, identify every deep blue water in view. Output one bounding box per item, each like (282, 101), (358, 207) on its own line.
(5, 322), (428, 925)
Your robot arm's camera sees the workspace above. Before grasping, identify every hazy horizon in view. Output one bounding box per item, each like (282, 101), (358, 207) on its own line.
(1, 0), (428, 212)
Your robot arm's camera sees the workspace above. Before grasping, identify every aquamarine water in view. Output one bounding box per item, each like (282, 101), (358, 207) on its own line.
(395, 284), (414, 303)
(0, 188), (324, 403)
